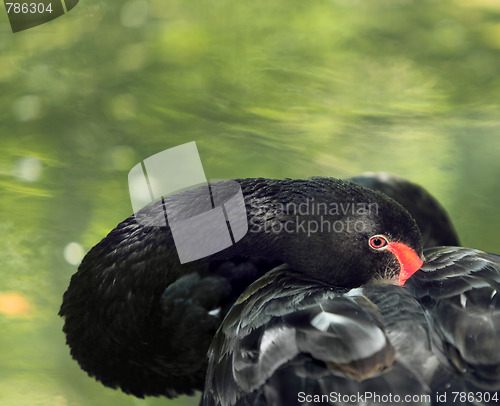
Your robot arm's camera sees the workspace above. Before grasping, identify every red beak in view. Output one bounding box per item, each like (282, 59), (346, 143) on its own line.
(386, 242), (423, 286)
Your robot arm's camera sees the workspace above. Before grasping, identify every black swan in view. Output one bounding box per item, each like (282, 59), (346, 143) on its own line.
(59, 174), (500, 404)
(203, 247), (500, 406)
(59, 176), (423, 397)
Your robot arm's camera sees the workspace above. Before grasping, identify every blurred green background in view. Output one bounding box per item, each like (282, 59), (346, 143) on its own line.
(1, 0), (500, 405)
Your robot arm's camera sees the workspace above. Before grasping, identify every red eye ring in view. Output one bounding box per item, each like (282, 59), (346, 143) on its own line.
(369, 235), (389, 250)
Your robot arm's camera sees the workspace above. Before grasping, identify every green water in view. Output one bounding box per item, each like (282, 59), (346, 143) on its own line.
(1, 0), (500, 405)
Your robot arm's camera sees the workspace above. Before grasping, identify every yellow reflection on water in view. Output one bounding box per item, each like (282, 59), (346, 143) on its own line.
(0, 292), (33, 318)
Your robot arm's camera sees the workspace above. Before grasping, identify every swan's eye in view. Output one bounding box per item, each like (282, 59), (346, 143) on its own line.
(369, 235), (389, 250)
